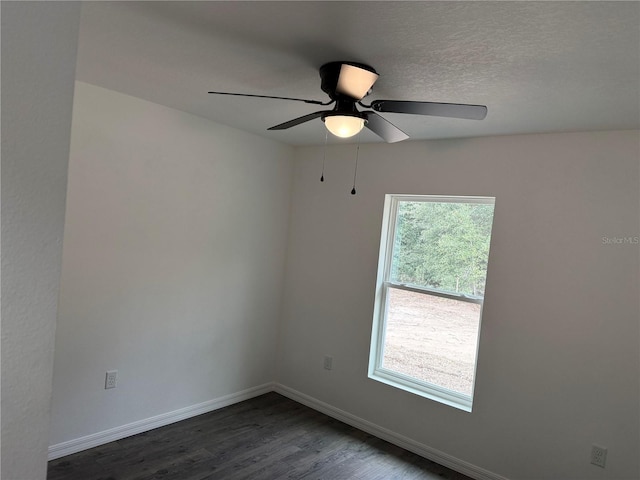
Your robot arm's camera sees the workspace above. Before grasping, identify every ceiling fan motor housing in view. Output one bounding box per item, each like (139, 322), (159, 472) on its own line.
(319, 61), (378, 101)
(323, 98), (366, 119)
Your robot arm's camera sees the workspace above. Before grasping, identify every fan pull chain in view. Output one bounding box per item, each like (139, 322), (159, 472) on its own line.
(320, 130), (328, 182)
(351, 133), (361, 195)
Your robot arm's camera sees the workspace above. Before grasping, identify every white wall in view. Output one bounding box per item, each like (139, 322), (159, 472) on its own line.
(1, 3), (81, 479)
(49, 82), (293, 445)
(279, 131), (639, 480)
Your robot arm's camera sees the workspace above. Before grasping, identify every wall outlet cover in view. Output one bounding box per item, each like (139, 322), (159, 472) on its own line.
(105, 370), (118, 389)
(590, 445), (607, 468)
(323, 356), (333, 370)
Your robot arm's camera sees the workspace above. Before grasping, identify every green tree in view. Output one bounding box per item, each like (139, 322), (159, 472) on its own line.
(391, 201), (494, 296)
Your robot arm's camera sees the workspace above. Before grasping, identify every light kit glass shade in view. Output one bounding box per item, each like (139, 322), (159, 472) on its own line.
(323, 115), (365, 138)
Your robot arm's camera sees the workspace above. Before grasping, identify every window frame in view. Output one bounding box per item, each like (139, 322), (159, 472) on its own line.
(368, 194), (495, 412)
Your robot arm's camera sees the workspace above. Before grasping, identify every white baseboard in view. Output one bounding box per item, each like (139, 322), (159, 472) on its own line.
(48, 382), (275, 460)
(273, 383), (509, 480)
(50, 381), (506, 480)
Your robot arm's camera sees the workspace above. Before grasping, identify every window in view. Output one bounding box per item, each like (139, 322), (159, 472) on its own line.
(369, 195), (495, 411)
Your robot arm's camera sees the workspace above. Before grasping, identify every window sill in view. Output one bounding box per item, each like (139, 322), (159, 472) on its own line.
(368, 368), (473, 412)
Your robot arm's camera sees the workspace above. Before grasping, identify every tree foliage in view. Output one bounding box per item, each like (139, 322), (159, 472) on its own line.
(390, 201), (494, 296)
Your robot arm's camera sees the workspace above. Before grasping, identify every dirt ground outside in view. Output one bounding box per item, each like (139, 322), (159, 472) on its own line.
(382, 288), (481, 395)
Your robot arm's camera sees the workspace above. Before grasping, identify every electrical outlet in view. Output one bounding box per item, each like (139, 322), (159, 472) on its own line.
(323, 355), (333, 370)
(105, 370), (118, 389)
(590, 445), (607, 468)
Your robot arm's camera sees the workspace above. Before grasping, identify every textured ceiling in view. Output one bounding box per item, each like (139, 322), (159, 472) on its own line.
(76, 1), (640, 146)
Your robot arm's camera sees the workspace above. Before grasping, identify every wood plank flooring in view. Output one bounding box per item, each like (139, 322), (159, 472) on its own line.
(48, 392), (473, 480)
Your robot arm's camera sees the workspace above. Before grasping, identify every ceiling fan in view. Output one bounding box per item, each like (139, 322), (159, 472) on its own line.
(208, 61), (487, 143)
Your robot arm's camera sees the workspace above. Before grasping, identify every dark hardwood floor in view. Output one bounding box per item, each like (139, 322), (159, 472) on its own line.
(48, 392), (473, 480)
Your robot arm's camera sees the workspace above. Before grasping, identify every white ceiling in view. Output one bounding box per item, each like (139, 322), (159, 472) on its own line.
(76, 1), (640, 146)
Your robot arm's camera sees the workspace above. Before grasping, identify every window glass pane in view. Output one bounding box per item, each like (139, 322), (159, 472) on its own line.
(382, 288), (481, 395)
(390, 201), (494, 297)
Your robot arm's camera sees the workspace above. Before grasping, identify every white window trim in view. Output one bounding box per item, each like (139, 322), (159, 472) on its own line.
(368, 194), (495, 412)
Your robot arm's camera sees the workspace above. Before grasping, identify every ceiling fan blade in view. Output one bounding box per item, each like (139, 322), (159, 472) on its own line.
(364, 112), (409, 143)
(208, 91), (332, 106)
(370, 100), (487, 120)
(268, 111), (328, 130)
(336, 63), (379, 100)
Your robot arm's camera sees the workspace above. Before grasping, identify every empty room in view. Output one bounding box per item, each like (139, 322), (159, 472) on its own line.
(2, 2), (639, 480)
